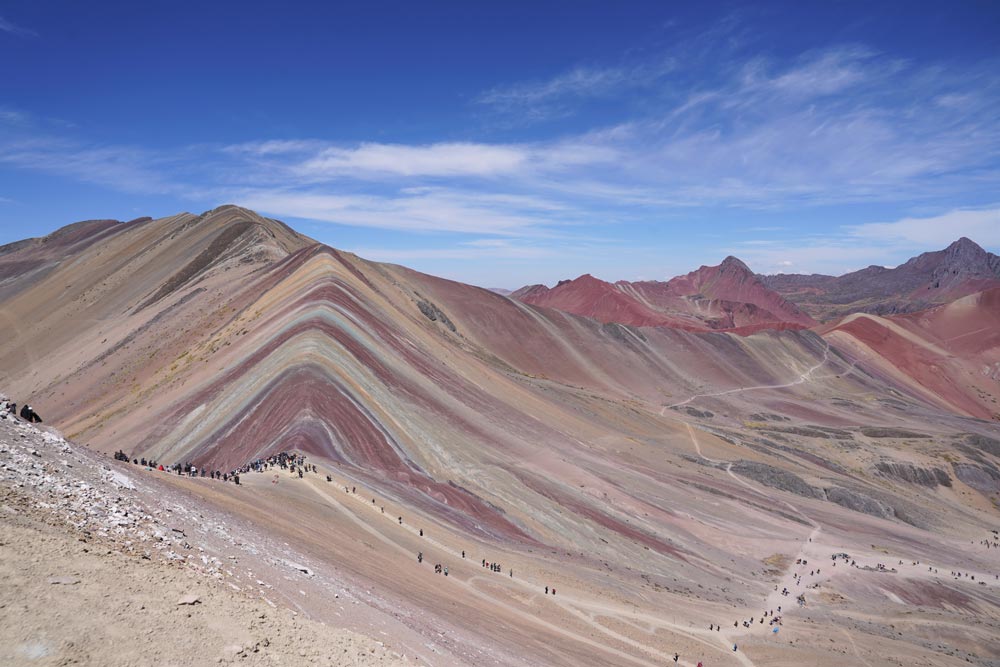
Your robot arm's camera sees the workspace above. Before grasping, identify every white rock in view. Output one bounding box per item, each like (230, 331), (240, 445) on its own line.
(105, 470), (135, 489)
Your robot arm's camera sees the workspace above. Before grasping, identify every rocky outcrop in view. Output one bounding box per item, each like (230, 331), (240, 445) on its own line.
(861, 427), (931, 439)
(759, 425), (853, 440)
(874, 462), (951, 487)
(824, 487), (895, 520)
(730, 461), (823, 499)
(749, 413), (790, 422)
(963, 434), (1000, 458)
(952, 463), (1000, 493)
(417, 299), (457, 332)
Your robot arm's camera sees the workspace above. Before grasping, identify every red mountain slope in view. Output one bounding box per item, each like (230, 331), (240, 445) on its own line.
(822, 287), (1000, 419)
(514, 257), (815, 332)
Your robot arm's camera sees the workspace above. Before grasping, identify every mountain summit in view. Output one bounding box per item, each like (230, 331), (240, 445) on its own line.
(763, 237), (1000, 319)
(514, 257), (815, 332)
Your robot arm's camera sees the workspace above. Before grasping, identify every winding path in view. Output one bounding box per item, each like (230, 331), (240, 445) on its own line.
(654, 343), (843, 662)
(661, 341), (834, 413)
(301, 473), (754, 667)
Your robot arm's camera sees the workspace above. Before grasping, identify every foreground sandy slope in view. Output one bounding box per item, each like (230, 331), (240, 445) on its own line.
(0, 416), (412, 667)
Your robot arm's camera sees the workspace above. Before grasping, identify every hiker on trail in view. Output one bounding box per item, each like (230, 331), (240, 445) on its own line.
(733, 644), (738, 652)
(462, 550), (465, 558)
(399, 516), (403, 525)
(418, 552), (423, 563)
(444, 567), (448, 576)
(545, 586), (549, 594)
(551, 588), (555, 595)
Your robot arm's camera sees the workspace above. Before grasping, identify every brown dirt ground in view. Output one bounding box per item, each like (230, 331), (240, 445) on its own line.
(0, 485), (409, 667)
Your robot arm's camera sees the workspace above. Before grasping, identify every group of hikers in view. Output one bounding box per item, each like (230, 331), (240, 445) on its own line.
(337, 482), (560, 598)
(978, 530), (999, 550)
(115, 446), (569, 603)
(482, 559), (512, 578)
(112, 449), (316, 487)
(734, 608), (783, 630)
(0, 398), (42, 423)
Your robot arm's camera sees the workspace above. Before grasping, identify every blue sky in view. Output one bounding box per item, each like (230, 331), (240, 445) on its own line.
(1, 1), (999, 288)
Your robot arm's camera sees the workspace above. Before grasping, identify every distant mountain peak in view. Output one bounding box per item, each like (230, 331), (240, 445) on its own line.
(948, 236), (982, 251)
(943, 236), (987, 261)
(764, 236), (1000, 320)
(718, 255), (752, 273)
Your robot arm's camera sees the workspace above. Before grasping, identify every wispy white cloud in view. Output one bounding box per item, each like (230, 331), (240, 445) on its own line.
(0, 16), (36, 37)
(755, 46), (882, 97)
(297, 142), (528, 178)
(223, 139), (326, 156)
(476, 58), (675, 122)
(729, 239), (899, 276)
(0, 108), (31, 125)
(0, 137), (179, 195)
(232, 188), (575, 236)
(847, 207), (1000, 247)
(223, 138), (617, 183)
(348, 238), (556, 262)
(731, 207), (1000, 276)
